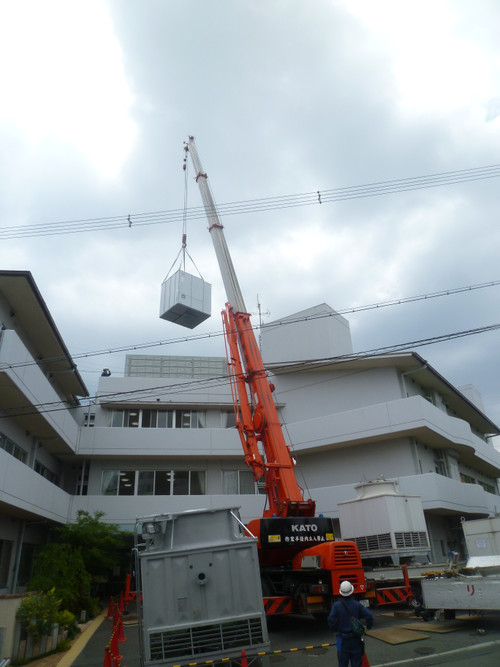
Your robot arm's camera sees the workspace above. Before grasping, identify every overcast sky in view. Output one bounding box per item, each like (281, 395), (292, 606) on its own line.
(1, 0), (500, 428)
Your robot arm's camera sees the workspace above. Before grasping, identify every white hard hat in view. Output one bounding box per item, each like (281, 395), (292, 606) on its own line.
(339, 580), (354, 597)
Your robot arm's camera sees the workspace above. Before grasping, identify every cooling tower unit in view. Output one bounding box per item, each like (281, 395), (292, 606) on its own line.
(135, 507), (269, 667)
(338, 477), (430, 566)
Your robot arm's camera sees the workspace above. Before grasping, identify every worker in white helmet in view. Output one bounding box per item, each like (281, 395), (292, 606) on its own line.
(327, 580), (373, 667)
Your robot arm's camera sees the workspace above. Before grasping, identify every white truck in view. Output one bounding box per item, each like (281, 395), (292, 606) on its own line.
(421, 516), (500, 614)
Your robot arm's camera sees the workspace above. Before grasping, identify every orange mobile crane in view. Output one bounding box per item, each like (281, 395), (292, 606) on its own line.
(186, 137), (366, 615)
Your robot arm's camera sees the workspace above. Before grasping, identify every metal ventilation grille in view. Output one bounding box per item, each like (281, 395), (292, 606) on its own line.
(394, 532), (429, 548)
(347, 533), (393, 553)
(149, 617), (265, 661)
(332, 542), (364, 564)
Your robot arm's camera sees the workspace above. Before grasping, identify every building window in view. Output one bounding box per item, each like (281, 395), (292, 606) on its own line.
(478, 480), (496, 494)
(137, 470), (155, 495)
(142, 409), (174, 428)
(221, 411), (237, 428)
(107, 408), (204, 429)
(189, 471), (206, 495)
(118, 471), (135, 495)
(125, 410), (140, 428)
(34, 461), (59, 485)
(83, 413), (95, 427)
(0, 431), (28, 463)
(102, 470), (119, 495)
(102, 469), (206, 496)
(154, 471), (172, 495)
(460, 473), (476, 484)
(0, 539), (13, 588)
(108, 409), (140, 427)
(223, 470), (257, 494)
(17, 543), (38, 587)
(76, 460), (90, 495)
(176, 410), (205, 428)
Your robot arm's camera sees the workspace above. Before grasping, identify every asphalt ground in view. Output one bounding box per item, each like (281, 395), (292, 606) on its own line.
(68, 605), (500, 667)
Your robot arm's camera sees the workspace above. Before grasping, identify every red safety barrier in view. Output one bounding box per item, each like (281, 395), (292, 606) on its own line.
(375, 585), (412, 606)
(263, 596), (293, 615)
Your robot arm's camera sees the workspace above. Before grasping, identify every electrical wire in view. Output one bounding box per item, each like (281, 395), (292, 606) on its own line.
(2, 163), (500, 239)
(2, 278), (500, 374)
(2, 320), (499, 421)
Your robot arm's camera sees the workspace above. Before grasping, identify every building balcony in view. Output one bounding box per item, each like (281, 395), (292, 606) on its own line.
(287, 396), (500, 475)
(311, 472), (500, 521)
(0, 449), (70, 523)
(77, 425), (242, 457)
(0, 330), (79, 453)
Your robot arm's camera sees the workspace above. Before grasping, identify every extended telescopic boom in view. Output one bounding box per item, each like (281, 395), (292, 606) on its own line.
(185, 136), (314, 518)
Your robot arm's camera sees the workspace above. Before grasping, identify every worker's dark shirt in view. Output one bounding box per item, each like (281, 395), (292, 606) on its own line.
(327, 597), (373, 635)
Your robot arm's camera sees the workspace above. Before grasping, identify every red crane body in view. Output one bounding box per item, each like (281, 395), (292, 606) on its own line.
(186, 137), (366, 613)
(222, 306), (315, 519)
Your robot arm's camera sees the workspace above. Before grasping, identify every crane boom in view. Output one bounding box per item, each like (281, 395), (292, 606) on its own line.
(185, 137), (247, 315)
(186, 136), (315, 518)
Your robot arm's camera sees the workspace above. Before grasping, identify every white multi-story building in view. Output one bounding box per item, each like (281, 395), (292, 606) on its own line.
(0, 270), (88, 593)
(2, 273), (500, 593)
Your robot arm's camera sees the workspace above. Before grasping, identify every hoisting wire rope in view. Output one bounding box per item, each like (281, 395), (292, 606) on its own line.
(182, 141), (189, 271)
(162, 147), (204, 281)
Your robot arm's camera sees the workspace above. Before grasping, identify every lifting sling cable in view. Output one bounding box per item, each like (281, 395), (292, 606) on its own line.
(163, 147), (205, 281)
(181, 145), (189, 271)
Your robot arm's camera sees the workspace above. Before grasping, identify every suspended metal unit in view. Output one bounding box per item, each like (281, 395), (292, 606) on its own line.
(159, 269), (211, 329)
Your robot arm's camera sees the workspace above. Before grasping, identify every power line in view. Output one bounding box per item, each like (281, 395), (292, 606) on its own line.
(2, 278), (499, 374)
(2, 163), (500, 239)
(2, 320), (499, 421)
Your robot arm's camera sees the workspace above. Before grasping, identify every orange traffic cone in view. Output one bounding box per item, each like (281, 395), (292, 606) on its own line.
(116, 613), (128, 642)
(106, 596), (114, 619)
(240, 649), (248, 667)
(103, 644), (114, 666)
(110, 632), (123, 663)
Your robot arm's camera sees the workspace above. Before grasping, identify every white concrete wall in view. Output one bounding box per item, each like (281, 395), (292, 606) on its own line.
(78, 425), (241, 458)
(0, 330), (79, 451)
(261, 304), (353, 364)
(295, 439), (417, 487)
(95, 375), (234, 414)
(274, 367), (404, 420)
(69, 493), (267, 527)
(0, 595), (24, 659)
(0, 449), (70, 523)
